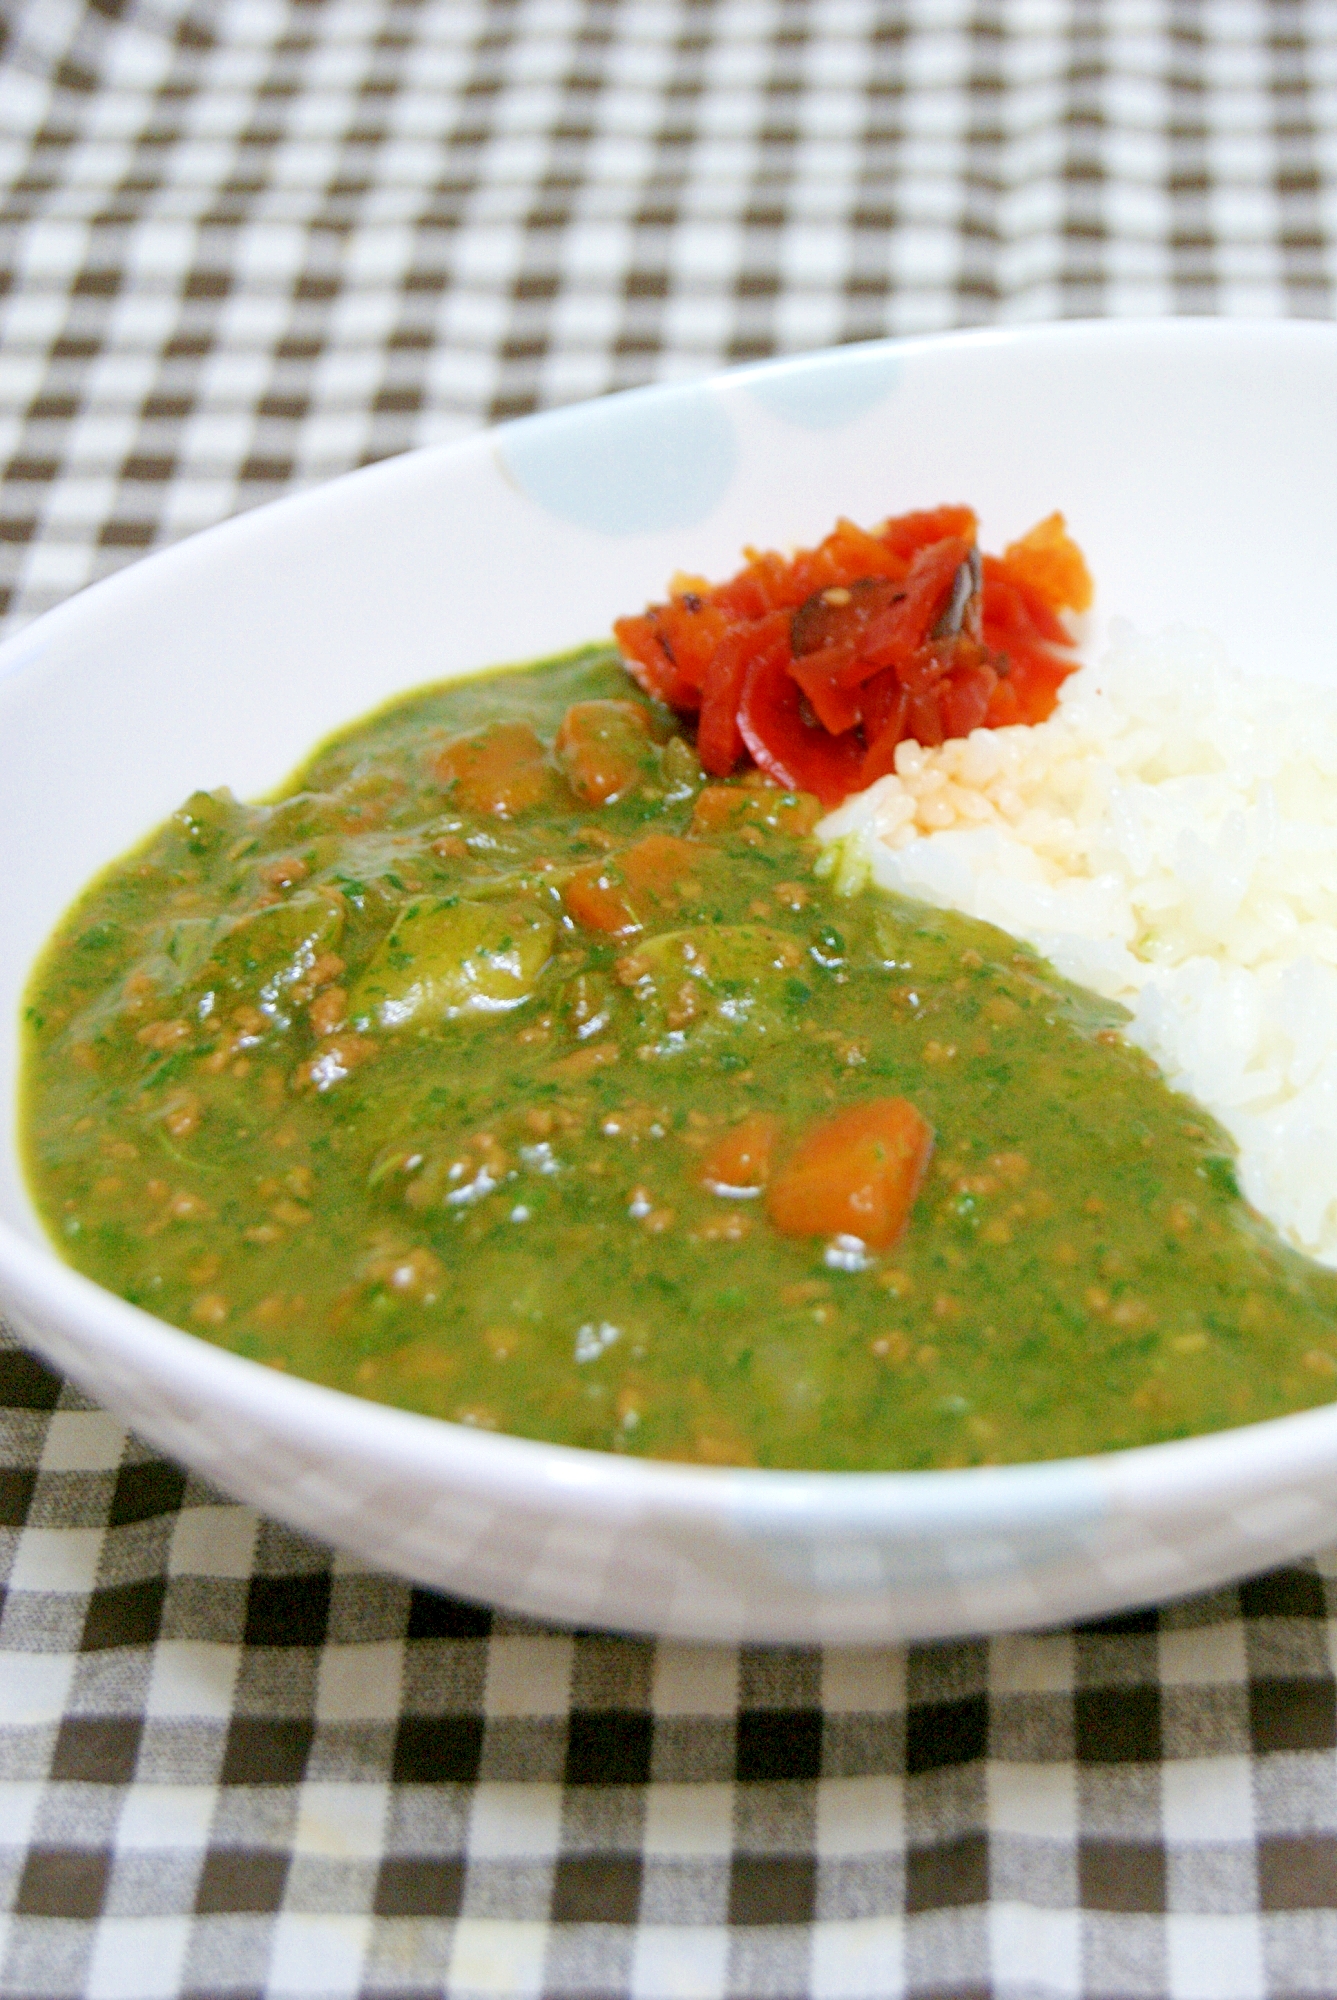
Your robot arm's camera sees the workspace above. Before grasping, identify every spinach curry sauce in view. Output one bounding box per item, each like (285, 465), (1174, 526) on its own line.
(22, 648), (1337, 1470)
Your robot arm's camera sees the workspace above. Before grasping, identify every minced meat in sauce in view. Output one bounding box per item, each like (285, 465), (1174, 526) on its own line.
(21, 646), (1337, 1470)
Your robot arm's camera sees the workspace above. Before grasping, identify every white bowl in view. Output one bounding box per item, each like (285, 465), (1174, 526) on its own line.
(4, 319), (1337, 1644)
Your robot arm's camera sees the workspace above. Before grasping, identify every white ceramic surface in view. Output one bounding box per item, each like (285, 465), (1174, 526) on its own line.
(4, 319), (1337, 1644)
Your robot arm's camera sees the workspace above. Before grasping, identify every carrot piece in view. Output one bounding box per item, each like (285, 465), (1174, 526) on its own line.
(555, 700), (653, 806)
(690, 785), (821, 839)
(700, 1113), (781, 1197)
(623, 833), (698, 925)
(1002, 512), (1093, 614)
(689, 786), (744, 836)
(564, 863), (639, 937)
(434, 721), (554, 817)
(766, 1098), (934, 1250)
(563, 833), (702, 937)
(690, 786), (749, 835)
(621, 832), (702, 898)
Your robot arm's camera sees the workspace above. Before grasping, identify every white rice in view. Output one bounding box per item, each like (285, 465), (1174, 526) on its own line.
(817, 622), (1337, 1265)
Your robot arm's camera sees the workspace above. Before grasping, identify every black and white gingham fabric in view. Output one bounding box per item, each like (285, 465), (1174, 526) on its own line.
(6, 1328), (1337, 1998)
(2, 0), (1335, 636)
(2, 4), (1337, 1994)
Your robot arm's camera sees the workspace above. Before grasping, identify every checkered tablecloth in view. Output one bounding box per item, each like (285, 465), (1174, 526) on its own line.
(2, 4), (1336, 1995)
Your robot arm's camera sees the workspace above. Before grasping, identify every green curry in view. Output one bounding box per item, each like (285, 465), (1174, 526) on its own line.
(20, 648), (1337, 1470)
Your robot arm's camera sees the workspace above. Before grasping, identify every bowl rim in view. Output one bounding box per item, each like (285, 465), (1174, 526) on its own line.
(6, 311), (1337, 1538)
(13, 1220), (1337, 1534)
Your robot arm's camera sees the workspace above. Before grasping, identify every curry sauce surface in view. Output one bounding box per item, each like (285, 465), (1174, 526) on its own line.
(22, 648), (1337, 1469)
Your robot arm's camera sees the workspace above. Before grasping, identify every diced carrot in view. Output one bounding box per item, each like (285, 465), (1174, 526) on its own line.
(564, 833), (702, 937)
(555, 700), (654, 806)
(690, 785), (821, 839)
(688, 787), (744, 835)
(700, 1113), (781, 1196)
(434, 721), (554, 817)
(766, 1098), (934, 1250)
(564, 863), (639, 937)
(1002, 512), (1093, 614)
(621, 832), (702, 898)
